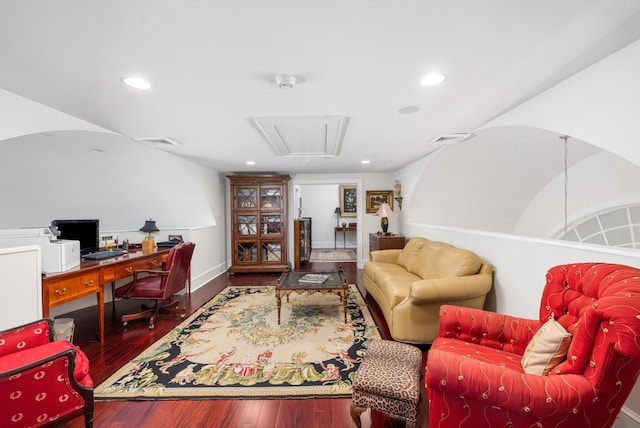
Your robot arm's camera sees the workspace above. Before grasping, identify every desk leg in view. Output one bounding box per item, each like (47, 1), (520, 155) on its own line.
(334, 230), (337, 250)
(343, 230), (347, 249)
(96, 288), (105, 343)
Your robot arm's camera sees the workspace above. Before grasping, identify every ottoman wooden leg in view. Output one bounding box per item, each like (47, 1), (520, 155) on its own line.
(350, 404), (366, 428)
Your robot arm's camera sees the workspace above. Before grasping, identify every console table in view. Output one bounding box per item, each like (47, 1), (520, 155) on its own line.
(42, 248), (170, 343)
(335, 225), (357, 249)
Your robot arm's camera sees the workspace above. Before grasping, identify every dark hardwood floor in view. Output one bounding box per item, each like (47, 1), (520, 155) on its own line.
(58, 260), (429, 428)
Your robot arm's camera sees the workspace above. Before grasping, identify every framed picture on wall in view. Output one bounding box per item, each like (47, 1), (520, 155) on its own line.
(366, 190), (393, 213)
(339, 184), (357, 217)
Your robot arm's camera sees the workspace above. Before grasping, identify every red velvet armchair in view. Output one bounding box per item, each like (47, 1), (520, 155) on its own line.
(0, 318), (93, 428)
(425, 263), (640, 428)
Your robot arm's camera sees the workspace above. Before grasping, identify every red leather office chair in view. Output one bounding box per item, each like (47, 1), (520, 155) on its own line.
(114, 241), (195, 329)
(0, 318), (94, 428)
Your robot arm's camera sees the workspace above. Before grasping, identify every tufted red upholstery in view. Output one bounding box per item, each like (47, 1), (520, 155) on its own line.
(0, 318), (93, 428)
(425, 263), (640, 428)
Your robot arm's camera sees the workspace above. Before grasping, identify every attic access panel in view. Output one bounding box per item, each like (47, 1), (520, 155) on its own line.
(253, 116), (350, 157)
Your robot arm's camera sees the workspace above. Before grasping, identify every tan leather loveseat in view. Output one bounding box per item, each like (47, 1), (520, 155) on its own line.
(363, 237), (493, 344)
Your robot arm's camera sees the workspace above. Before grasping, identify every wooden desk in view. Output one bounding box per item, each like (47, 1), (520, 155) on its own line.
(42, 248), (170, 343)
(335, 225), (357, 249)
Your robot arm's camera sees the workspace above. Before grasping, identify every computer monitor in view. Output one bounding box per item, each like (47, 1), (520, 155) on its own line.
(51, 219), (100, 255)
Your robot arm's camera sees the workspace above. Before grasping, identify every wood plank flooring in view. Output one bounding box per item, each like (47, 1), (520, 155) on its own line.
(56, 261), (429, 428)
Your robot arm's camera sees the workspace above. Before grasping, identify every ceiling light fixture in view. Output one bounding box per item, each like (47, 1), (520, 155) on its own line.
(122, 76), (151, 90)
(246, 161), (256, 165)
(274, 75), (296, 89)
(420, 73), (446, 86)
(398, 106), (421, 114)
(361, 160), (370, 164)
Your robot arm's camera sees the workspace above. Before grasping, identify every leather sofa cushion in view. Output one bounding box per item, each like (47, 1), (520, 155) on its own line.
(412, 243), (481, 279)
(364, 262), (409, 283)
(396, 237), (429, 272)
(377, 273), (421, 307)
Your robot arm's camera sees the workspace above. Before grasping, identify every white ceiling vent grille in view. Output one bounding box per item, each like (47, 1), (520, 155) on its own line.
(429, 133), (472, 145)
(253, 116), (350, 157)
(135, 137), (181, 147)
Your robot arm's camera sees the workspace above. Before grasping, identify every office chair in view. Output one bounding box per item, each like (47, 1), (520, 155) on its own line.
(114, 241), (195, 329)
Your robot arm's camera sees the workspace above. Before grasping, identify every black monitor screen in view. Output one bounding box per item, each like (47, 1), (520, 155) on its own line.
(52, 219), (99, 255)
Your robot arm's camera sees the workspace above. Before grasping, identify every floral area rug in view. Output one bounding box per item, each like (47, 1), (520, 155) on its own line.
(95, 284), (381, 400)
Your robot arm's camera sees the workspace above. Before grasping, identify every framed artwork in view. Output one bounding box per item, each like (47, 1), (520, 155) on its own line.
(339, 184), (357, 217)
(366, 190), (393, 213)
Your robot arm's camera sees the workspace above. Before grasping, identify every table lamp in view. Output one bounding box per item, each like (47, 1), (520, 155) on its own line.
(140, 219), (159, 253)
(334, 206), (341, 227)
(375, 202), (397, 236)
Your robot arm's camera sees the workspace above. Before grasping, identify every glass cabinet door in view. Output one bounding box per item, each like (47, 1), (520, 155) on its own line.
(236, 242), (257, 262)
(260, 187), (282, 209)
(261, 214), (281, 235)
(261, 241), (282, 262)
(237, 215), (257, 236)
(236, 188), (257, 209)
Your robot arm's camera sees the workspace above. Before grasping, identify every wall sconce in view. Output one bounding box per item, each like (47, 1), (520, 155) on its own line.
(394, 180), (403, 210)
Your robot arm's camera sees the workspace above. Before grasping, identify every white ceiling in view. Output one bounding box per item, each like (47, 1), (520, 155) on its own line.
(2, 1), (640, 174)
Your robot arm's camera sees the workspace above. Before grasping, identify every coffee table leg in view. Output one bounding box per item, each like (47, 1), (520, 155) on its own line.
(276, 290), (282, 324)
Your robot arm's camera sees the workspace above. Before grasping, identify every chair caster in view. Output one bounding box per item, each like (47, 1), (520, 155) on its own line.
(122, 321), (128, 327)
(148, 323), (155, 330)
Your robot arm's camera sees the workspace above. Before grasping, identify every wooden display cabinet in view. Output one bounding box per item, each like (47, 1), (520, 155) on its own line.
(294, 217), (312, 268)
(228, 174), (290, 274)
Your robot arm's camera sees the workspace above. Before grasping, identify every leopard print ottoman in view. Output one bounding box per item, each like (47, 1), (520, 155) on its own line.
(350, 339), (422, 428)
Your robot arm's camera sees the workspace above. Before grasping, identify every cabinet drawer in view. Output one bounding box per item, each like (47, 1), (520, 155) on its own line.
(47, 271), (100, 305)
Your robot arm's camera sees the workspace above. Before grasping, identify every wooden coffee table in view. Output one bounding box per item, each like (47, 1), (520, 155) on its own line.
(276, 269), (349, 324)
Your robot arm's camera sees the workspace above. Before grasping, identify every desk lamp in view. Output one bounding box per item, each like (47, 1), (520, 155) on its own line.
(375, 203), (397, 236)
(140, 219), (159, 253)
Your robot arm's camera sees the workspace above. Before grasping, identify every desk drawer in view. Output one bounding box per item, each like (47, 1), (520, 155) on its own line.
(114, 256), (165, 279)
(47, 271), (100, 305)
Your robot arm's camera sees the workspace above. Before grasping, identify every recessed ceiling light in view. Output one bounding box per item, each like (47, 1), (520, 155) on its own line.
(122, 76), (151, 90)
(361, 160), (371, 164)
(420, 73), (446, 86)
(398, 106), (421, 114)
(246, 161), (256, 165)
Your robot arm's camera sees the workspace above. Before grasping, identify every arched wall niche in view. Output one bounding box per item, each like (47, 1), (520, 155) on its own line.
(0, 130), (221, 230)
(397, 125), (640, 242)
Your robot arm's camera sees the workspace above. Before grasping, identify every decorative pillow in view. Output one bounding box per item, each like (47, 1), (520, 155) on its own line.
(521, 315), (572, 376)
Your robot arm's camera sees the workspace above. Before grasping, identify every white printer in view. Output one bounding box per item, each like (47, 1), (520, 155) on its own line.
(0, 227), (80, 273)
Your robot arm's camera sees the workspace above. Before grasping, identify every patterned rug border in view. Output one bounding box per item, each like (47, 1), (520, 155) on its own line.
(95, 284), (381, 401)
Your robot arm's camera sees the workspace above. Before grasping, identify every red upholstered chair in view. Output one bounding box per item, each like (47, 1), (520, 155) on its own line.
(425, 262), (640, 428)
(114, 241), (195, 329)
(0, 318), (93, 428)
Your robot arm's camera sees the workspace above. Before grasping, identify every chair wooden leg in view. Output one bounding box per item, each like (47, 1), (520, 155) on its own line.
(350, 404), (366, 428)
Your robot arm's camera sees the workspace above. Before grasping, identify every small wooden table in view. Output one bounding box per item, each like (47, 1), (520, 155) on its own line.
(276, 270), (348, 324)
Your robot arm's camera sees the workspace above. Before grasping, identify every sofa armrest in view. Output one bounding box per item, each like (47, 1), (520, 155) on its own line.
(369, 249), (402, 263)
(435, 304), (541, 354)
(425, 347), (596, 417)
(408, 274), (492, 304)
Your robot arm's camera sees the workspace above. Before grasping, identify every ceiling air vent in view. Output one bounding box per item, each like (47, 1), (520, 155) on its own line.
(135, 137), (181, 147)
(253, 116), (350, 157)
(429, 133), (472, 145)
